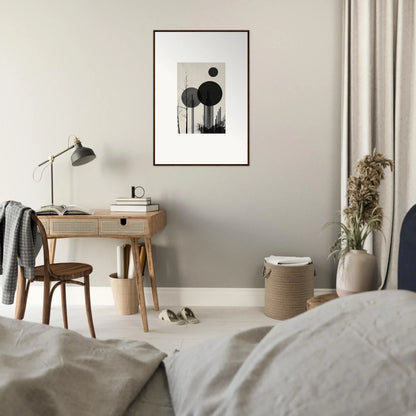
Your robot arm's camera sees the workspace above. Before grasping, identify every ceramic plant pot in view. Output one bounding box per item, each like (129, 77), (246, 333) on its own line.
(336, 250), (378, 297)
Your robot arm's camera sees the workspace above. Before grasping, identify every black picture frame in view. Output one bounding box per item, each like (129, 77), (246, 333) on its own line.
(153, 30), (249, 166)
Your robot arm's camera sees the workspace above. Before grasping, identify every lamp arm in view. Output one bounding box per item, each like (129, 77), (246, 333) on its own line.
(38, 144), (75, 167)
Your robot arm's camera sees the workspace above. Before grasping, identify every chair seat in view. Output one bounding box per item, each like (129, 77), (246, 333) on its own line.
(34, 263), (93, 281)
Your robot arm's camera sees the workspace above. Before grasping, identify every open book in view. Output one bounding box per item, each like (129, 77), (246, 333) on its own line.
(36, 204), (93, 216)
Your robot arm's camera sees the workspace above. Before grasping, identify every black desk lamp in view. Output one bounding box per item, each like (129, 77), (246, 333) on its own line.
(37, 137), (96, 209)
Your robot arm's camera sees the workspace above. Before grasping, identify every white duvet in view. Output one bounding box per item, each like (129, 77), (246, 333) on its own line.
(165, 290), (416, 416)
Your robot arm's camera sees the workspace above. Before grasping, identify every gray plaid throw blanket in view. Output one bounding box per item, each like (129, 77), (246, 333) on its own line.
(0, 201), (41, 304)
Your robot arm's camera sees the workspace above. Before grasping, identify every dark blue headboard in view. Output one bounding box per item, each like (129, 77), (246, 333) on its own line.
(398, 204), (416, 291)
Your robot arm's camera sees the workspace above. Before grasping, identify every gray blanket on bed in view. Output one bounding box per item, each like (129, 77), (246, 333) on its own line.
(2, 290), (416, 416)
(0, 317), (171, 416)
(164, 290), (416, 416)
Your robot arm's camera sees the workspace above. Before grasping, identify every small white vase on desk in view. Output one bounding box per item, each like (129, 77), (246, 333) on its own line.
(336, 249), (378, 297)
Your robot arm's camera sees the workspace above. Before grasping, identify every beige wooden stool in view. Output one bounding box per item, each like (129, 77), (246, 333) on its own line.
(306, 293), (338, 311)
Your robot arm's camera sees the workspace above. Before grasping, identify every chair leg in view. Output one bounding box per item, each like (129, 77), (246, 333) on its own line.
(83, 275), (96, 338)
(60, 283), (68, 329)
(42, 280), (52, 325)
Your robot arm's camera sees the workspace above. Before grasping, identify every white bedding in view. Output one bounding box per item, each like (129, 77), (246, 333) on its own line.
(164, 290), (416, 416)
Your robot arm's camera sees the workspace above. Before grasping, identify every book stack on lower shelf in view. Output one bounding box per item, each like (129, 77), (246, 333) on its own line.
(110, 197), (160, 212)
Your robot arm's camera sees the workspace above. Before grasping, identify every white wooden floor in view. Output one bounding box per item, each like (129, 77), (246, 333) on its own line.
(0, 303), (278, 355)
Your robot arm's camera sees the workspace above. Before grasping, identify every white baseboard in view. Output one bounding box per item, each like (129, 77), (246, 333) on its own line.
(2, 285), (335, 308)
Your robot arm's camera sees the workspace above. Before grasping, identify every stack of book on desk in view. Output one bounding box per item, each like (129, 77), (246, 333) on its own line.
(110, 197), (160, 212)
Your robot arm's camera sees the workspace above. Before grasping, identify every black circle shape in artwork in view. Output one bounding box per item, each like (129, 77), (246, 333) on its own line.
(197, 81), (222, 106)
(208, 67), (218, 77)
(181, 87), (200, 108)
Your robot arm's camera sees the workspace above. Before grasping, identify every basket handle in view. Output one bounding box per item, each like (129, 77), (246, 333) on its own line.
(262, 266), (271, 279)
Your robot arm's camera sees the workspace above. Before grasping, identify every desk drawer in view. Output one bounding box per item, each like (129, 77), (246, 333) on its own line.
(99, 218), (147, 236)
(50, 219), (98, 236)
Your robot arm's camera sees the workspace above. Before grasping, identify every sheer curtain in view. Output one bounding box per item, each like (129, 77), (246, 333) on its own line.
(341, 0), (416, 288)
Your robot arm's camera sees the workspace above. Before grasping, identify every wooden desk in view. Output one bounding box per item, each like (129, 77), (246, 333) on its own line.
(22, 209), (166, 332)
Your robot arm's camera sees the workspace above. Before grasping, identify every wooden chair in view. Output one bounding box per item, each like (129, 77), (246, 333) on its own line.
(15, 212), (96, 338)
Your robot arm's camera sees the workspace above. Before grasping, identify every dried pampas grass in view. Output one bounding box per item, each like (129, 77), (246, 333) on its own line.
(328, 150), (393, 259)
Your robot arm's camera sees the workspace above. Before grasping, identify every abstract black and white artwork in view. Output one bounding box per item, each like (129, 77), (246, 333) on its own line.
(154, 30), (249, 165)
(177, 63), (225, 134)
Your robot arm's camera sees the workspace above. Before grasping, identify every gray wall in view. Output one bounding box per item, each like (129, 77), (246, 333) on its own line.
(0, 0), (342, 288)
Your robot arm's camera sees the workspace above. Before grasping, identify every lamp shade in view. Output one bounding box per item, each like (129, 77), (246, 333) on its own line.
(71, 142), (96, 166)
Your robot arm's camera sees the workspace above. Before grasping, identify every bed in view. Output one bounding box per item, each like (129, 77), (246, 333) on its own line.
(1, 290), (416, 415)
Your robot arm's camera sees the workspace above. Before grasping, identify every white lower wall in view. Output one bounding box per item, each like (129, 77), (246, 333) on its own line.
(2, 286), (335, 308)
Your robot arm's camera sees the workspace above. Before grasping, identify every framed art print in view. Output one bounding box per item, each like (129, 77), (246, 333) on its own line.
(153, 30), (249, 165)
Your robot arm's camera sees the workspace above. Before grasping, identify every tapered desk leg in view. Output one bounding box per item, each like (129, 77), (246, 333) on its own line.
(48, 238), (56, 263)
(144, 237), (159, 311)
(15, 267), (26, 319)
(131, 238), (148, 332)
